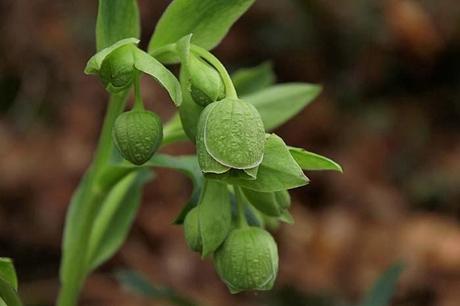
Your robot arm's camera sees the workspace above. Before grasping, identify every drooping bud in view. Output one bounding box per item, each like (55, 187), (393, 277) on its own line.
(243, 189), (291, 217)
(188, 55), (225, 107)
(214, 227), (278, 293)
(112, 110), (163, 165)
(197, 98), (265, 174)
(99, 44), (137, 93)
(183, 207), (202, 252)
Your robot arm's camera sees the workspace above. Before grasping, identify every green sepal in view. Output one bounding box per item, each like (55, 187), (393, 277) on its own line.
(196, 180), (232, 257)
(210, 134), (309, 192)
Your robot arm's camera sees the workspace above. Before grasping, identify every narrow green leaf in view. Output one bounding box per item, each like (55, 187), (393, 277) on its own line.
(210, 134), (309, 192)
(360, 262), (404, 306)
(289, 147), (343, 172)
(245, 83), (322, 131)
(0, 277), (22, 306)
(116, 270), (198, 306)
(149, 0), (255, 59)
(198, 180), (232, 257)
(232, 62), (276, 96)
(87, 169), (152, 271)
(96, 0), (140, 51)
(133, 49), (183, 106)
(0, 259), (18, 291)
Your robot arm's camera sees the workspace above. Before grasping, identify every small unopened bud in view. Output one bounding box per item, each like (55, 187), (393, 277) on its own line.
(112, 110), (163, 165)
(183, 207), (202, 252)
(214, 227), (278, 293)
(243, 189), (290, 217)
(189, 55), (225, 107)
(100, 44), (136, 93)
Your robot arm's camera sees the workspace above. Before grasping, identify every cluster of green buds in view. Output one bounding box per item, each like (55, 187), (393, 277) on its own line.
(175, 36), (310, 293)
(83, 34), (337, 294)
(84, 38), (182, 165)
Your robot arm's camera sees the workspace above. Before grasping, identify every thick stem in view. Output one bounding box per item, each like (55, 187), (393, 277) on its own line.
(57, 91), (128, 306)
(132, 72), (144, 111)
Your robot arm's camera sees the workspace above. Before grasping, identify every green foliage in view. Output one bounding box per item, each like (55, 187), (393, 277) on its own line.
(289, 147), (343, 172)
(86, 170), (152, 270)
(149, 0), (255, 61)
(232, 62), (276, 96)
(96, 0), (140, 51)
(245, 83), (322, 131)
(359, 262), (404, 306)
(0, 258), (21, 306)
(57, 0), (343, 304)
(116, 270), (198, 306)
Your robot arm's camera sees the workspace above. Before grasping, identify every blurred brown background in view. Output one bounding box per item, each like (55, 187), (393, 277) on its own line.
(1, 0), (460, 305)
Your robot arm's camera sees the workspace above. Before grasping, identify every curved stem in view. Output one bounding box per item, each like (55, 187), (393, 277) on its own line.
(132, 72), (144, 111)
(149, 44), (177, 59)
(190, 45), (238, 99)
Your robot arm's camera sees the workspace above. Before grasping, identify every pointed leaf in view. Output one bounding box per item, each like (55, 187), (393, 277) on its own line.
(0, 259), (18, 291)
(360, 262), (404, 306)
(0, 277), (21, 306)
(149, 0), (255, 62)
(289, 147), (343, 172)
(87, 169), (152, 270)
(96, 0), (140, 51)
(232, 62), (276, 96)
(133, 49), (182, 106)
(245, 83), (321, 131)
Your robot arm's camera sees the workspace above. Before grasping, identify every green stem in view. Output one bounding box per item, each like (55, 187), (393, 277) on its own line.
(132, 72), (144, 111)
(190, 45), (238, 99)
(57, 91), (128, 306)
(234, 186), (248, 228)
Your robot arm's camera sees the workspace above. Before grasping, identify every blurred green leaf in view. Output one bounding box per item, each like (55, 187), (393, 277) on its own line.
(0, 258), (18, 291)
(149, 0), (255, 62)
(0, 277), (22, 306)
(359, 262), (404, 306)
(116, 270), (199, 306)
(289, 147), (343, 172)
(245, 83), (321, 131)
(232, 62), (276, 96)
(87, 169), (152, 271)
(96, 0), (140, 51)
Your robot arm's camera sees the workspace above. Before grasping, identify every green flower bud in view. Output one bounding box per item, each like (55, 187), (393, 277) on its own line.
(214, 227), (278, 293)
(112, 110), (163, 165)
(243, 189), (291, 217)
(183, 207), (202, 252)
(99, 44), (136, 93)
(197, 98), (265, 175)
(188, 55), (225, 107)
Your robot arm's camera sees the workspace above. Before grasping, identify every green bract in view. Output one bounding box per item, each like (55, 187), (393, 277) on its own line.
(189, 54), (225, 106)
(99, 44), (137, 92)
(214, 227), (278, 293)
(183, 207), (202, 252)
(112, 110), (163, 165)
(197, 98), (265, 174)
(243, 189), (290, 217)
